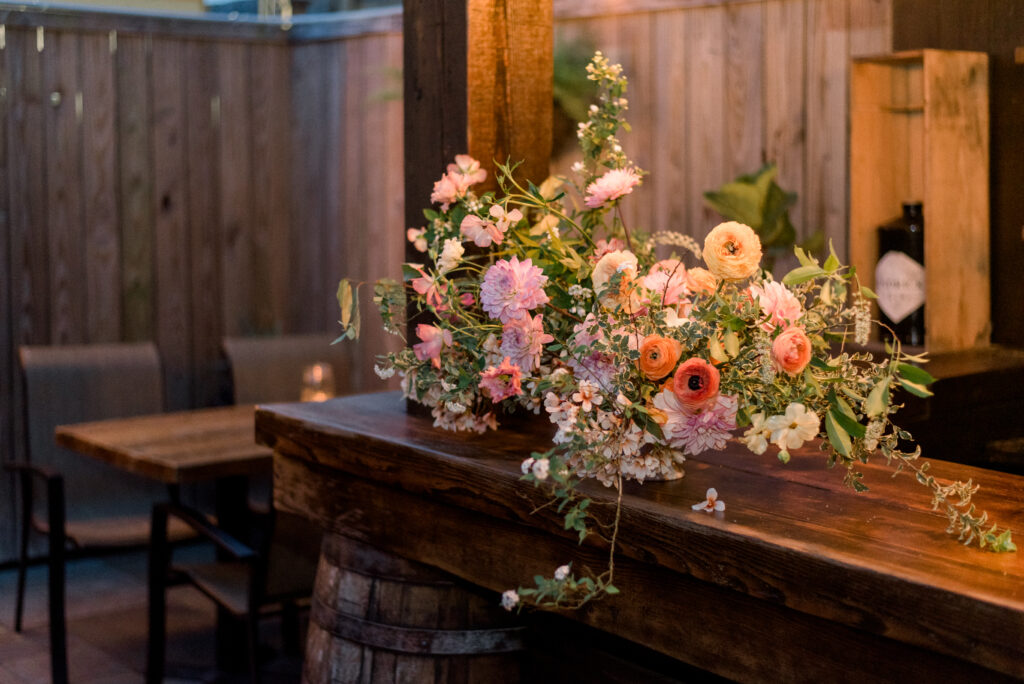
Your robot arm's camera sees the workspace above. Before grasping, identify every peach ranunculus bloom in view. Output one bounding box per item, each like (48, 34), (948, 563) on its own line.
(702, 221), (763, 281)
(638, 335), (683, 381)
(772, 326), (812, 376)
(685, 267), (719, 295)
(591, 250), (640, 311)
(584, 168), (641, 208)
(672, 357), (720, 413)
(748, 281), (802, 331)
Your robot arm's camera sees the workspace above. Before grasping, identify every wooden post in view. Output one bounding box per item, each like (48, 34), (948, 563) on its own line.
(402, 0), (553, 261)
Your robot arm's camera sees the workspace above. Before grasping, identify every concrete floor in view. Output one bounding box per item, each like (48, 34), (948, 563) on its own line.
(0, 548), (303, 683)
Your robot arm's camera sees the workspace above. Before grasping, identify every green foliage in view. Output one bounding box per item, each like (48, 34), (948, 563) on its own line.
(704, 164), (823, 271)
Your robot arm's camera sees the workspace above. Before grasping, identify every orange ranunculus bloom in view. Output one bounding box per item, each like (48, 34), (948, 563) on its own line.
(772, 326), (812, 376)
(702, 221), (763, 281)
(686, 266), (719, 295)
(672, 357), (721, 413)
(638, 335), (683, 381)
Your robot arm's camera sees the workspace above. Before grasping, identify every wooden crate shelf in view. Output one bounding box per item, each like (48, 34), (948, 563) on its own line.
(849, 49), (990, 352)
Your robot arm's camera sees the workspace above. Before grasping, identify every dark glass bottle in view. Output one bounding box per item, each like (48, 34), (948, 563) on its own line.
(875, 201), (925, 346)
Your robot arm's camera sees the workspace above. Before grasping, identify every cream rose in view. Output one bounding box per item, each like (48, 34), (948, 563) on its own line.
(702, 221), (763, 281)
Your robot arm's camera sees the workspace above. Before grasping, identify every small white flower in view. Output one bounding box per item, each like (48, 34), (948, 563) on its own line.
(444, 401), (466, 414)
(532, 458), (550, 481)
(692, 487), (726, 513)
(554, 564), (570, 581)
(500, 589), (519, 611)
(743, 412), (770, 455)
(373, 363), (395, 379)
(589, 104), (599, 113)
(521, 457), (535, 475)
(571, 380), (603, 413)
(571, 161), (585, 173)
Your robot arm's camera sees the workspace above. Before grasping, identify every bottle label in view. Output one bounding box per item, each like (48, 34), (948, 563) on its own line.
(875, 251), (925, 323)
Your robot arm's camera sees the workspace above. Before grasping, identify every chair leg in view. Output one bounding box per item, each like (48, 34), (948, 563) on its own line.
(246, 612), (261, 684)
(14, 471), (31, 633)
(281, 601), (301, 657)
(46, 476), (69, 684)
(146, 504), (170, 684)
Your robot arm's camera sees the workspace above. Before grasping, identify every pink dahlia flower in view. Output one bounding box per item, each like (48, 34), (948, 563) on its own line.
(747, 281), (802, 331)
(584, 168), (641, 208)
(500, 314), (554, 372)
(478, 357), (523, 402)
(480, 256), (550, 323)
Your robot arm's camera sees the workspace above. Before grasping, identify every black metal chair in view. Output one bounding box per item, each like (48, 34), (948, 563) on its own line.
(146, 502), (320, 684)
(145, 334), (330, 683)
(4, 343), (192, 683)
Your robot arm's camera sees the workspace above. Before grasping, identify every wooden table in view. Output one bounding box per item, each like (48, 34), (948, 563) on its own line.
(257, 392), (1024, 683)
(55, 404), (273, 486)
(55, 404), (273, 673)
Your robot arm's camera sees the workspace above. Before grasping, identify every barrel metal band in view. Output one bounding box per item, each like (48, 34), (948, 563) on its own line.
(311, 596), (527, 655)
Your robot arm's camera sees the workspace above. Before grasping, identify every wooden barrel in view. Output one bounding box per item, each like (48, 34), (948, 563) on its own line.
(304, 532), (526, 683)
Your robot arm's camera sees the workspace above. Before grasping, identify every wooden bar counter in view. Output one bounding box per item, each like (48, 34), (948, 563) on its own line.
(256, 392), (1024, 683)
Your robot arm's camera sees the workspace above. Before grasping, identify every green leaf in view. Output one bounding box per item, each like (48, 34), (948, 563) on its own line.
(723, 330), (741, 358)
(897, 377), (934, 398)
(897, 363), (936, 387)
(825, 411), (852, 457)
(703, 182), (764, 229)
(823, 252), (840, 273)
(859, 285), (878, 300)
(604, 584), (620, 595)
(782, 265), (825, 286)
(794, 246), (817, 268)
(830, 404), (867, 439)
(865, 379), (890, 418)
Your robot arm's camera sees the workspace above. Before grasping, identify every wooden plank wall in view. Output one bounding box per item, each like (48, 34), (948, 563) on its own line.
(553, 0), (892, 268)
(0, 14), (407, 561)
(0, 0), (891, 561)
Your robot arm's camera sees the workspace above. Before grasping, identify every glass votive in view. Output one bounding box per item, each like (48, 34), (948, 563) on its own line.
(301, 362), (336, 402)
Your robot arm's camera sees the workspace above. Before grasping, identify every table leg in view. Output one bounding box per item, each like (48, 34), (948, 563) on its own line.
(214, 474), (251, 673)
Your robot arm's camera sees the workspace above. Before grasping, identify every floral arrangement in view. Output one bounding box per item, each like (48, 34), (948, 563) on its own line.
(337, 52), (1014, 610)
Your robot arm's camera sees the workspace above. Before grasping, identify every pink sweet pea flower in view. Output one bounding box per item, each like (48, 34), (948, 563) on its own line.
(489, 204), (523, 233)
(478, 357), (523, 402)
(584, 168), (641, 208)
(413, 324), (453, 369)
(447, 154), (487, 186)
(410, 265), (449, 311)
(460, 214), (505, 248)
(430, 173), (461, 210)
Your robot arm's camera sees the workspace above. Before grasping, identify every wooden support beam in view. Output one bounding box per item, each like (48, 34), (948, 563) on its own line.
(402, 0), (552, 256)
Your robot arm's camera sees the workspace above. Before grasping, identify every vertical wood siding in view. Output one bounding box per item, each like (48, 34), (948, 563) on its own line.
(0, 1), (890, 560)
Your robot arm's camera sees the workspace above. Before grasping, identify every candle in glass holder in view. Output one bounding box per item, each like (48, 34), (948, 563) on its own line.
(301, 362), (336, 402)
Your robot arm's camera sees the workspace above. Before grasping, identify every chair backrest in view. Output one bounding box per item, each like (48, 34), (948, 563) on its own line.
(20, 343), (168, 522)
(222, 333), (350, 405)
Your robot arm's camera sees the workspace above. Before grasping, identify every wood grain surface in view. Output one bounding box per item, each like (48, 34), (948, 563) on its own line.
(258, 393), (1024, 681)
(56, 404), (271, 484)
